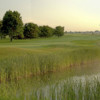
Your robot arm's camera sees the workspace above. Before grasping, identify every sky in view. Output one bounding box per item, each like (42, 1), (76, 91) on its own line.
(0, 0), (100, 31)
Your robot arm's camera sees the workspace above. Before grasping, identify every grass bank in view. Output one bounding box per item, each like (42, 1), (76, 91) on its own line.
(0, 75), (100, 100)
(0, 34), (100, 82)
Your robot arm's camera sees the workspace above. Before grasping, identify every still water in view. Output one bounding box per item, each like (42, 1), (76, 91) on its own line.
(1, 61), (100, 100)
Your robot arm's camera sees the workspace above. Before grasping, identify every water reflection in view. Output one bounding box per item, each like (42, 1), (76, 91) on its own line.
(1, 61), (100, 100)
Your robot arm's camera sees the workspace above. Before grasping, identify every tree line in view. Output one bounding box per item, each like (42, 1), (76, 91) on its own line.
(0, 10), (64, 42)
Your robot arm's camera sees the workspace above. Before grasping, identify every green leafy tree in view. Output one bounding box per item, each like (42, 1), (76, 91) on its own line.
(23, 23), (39, 39)
(2, 10), (23, 42)
(54, 26), (64, 37)
(13, 33), (24, 39)
(0, 20), (2, 39)
(39, 26), (54, 37)
(0, 20), (6, 39)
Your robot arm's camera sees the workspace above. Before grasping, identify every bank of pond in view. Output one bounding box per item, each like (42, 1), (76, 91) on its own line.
(0, 61), (100, 100)
(0, 48), (100, 82)
(0, 34), (100, 99)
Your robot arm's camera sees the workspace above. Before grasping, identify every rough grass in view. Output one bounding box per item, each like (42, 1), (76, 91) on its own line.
(0, 34), (100, 81)
(0, 33), (100, 100)
(0, 75), (100, 100)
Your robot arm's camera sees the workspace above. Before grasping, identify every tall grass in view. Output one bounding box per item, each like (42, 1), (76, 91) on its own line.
(0, 75), (100, 100)
(0, 47), (100, 82)
(0, 34), (100, 82)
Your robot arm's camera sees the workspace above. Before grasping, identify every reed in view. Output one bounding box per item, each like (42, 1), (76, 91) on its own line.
(0, 34), (100, 82)
(0, 76), (100, 100)
(0, 47), (100, 82)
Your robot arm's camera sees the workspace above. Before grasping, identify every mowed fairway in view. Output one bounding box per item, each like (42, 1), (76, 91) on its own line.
(0, 34), (100, 82)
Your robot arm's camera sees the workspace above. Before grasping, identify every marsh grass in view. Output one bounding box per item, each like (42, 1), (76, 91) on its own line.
(0, 76), (100, 100)
(0, 47), (100, 82)
(0, 34), (100, 82)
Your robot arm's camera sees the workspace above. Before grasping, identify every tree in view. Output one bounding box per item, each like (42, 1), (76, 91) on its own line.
(2, 10), (23, 42)
(13, 34), (24, 39)
(23, 23), (39, 39)
(54, 26), (64, 37)
(0, 20), (2, 39)
(39, 26), (54, 37)
(0, 20), (6, 39)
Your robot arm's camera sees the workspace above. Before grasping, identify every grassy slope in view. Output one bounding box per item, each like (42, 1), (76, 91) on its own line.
(0, 34), (100, 81)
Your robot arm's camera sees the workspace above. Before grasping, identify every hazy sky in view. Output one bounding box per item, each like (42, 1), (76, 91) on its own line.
(0, 0), (100, 31)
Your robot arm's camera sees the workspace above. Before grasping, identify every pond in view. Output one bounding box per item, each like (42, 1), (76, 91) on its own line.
(0, 61), (100, 100)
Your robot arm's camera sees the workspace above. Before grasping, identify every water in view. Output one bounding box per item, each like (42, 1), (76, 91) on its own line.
(1, 61), (100, 100)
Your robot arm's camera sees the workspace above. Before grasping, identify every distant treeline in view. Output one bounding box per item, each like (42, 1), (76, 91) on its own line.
(65, 30), (100, 34)
(0, 10), (64, 42)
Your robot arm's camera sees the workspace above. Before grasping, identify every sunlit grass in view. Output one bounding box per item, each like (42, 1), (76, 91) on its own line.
(0, 34), (100, 82)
